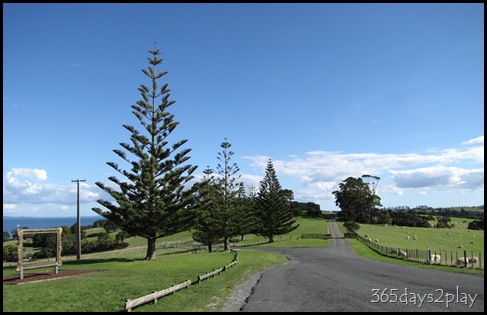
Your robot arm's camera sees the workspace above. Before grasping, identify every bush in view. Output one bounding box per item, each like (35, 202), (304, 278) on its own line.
(468, 218), (484, 230)
(3, 245), (17, 262)
(33, 247), (56, 259)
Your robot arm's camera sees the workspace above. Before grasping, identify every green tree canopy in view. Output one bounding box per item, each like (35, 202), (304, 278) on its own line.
(193, 139), (256, 251)
(192, 167), (222, 252)
(255, 159), (299, 243)
(332, 175), (382, 224)
(92, 48), (198, 260)
(3, 231), (11, 242)
(343, 221), (360, 234)
(213, 139), (246, 251)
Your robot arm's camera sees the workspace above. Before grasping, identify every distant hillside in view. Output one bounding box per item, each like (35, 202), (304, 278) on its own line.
(324, 206), (484, 219)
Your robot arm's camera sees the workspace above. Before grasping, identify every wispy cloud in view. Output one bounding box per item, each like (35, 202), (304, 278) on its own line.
(463, 136), (484, 145)
(3, 136), (483, 214)
(4, 169), (100, 205)
(390, 166), (484, 190)
(242, 136), (484, 206)
(7, 168), (47, 181)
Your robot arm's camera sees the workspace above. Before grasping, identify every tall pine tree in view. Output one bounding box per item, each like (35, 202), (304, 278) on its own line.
(191, 167), (222, 252)
(214, 139), (245, 251)
(232, 188), (258, 241)
(255, 159), (299, 243)
(92, 48), (198, 260)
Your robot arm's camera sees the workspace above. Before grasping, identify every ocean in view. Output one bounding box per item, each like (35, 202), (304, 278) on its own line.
(3, 216), (105, 235)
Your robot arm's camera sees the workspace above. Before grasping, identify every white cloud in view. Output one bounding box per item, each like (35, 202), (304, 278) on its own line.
(462, 136), (484, 145)
(8, 168), (47, 181)
(3, 168), (100, 205)
(240, 174), (263, 191)
(390, 166), (484, 190)
(387, 185), (404, 196)
(242, 138), (484, 208)
(439, 146), (484, 163)
(3, 136), (483, 215)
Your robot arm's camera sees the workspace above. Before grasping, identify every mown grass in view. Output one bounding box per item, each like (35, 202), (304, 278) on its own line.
(3, 250), (287, 312)
(3, 215), (484, 312)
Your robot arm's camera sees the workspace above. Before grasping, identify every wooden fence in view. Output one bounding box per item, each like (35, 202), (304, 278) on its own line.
(125, 280), (192, 312)
(301, 233), (331, 239)
(158, 234), (332, 250)
(356, 234), (483, 269)
(197, 268), (223, 284)
(124, 249), (239, 312)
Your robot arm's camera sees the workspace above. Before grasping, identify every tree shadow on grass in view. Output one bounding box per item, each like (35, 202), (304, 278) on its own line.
(62, 257), (140, 266)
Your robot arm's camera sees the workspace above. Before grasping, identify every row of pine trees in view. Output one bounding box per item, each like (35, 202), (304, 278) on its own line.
(192, 140), (299, 252)
(92, 48), (298, 260)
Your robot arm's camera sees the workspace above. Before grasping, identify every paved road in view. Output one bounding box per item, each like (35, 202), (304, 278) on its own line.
(224, 221), (484, 312)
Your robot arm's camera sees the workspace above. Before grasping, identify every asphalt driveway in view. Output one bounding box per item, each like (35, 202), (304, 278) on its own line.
(223, 221), (484, 312)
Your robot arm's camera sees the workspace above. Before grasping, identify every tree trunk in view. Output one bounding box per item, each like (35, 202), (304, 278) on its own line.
(145, 237), (157, 260)
(223, 236), (229, 251)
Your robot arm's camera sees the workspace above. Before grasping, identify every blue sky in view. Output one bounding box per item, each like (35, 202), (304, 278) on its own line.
(3, 3), (484, 217)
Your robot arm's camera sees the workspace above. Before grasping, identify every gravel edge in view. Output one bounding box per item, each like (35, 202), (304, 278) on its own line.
(220, 272), (263, 312)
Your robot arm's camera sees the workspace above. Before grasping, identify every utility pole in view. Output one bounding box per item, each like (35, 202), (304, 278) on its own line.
(72, 179), (86, 260)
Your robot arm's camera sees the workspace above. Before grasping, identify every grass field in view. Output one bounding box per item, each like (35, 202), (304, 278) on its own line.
(337, 219), (484, 275)
(356, 218), (484, 254)
(3, 215), (484, 312)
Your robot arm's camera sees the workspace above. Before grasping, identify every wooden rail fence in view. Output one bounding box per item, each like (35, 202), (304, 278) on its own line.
(355, 234), (483, 269)
(124, 280), (191, 312)
(123, 249), (239, 312)
(197, 268), (223, 284)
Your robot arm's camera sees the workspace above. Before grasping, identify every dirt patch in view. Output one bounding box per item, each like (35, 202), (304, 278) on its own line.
(3, 269), (98, 285)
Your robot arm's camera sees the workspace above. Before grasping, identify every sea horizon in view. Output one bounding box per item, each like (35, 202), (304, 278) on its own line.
(3, 215), (104, 219)
(3, 215), (105, 235)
